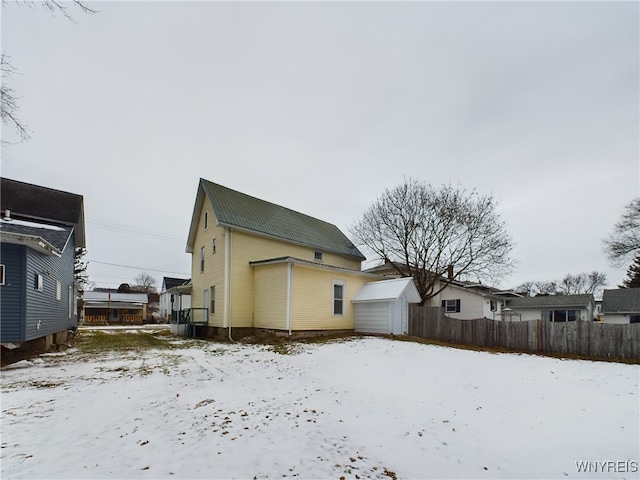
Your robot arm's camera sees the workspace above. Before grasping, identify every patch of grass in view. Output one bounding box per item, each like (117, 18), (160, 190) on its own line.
(73, 331), (178, 354)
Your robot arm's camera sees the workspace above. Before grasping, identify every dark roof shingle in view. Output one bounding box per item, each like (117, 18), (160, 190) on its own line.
(506, 294), (594, 308)
(0, 177), (85, 247)
(602, 288), (640, 313)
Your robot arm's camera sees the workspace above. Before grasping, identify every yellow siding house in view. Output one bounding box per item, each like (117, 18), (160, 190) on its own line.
(185, 178), (381, 337)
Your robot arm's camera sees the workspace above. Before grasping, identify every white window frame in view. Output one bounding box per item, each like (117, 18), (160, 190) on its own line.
(212, 237), (217, 254)
(56, 281), (61, 301)
(204, 210), (209, 230)
(210, 286), (215, 315)
(332, 280), (345, 316)
(35, 273), (44, 292)
(443, 299), (460, 313)
(200, 246), (205, 273)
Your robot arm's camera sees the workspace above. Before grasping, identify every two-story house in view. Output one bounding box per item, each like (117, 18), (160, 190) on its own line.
(185, 179), (382, 337)
(0, 178), (85, 352)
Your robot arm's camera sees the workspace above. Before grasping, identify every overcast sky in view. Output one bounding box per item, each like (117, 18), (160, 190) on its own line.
(2, 1), (638, 293)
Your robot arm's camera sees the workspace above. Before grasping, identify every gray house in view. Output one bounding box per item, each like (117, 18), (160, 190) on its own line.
(0, 178), (85, 351)
(601, 288), (640, 324)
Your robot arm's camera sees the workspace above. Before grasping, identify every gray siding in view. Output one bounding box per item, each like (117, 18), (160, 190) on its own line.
(24, 233), (77, 341)
(0, 243), (27, 342)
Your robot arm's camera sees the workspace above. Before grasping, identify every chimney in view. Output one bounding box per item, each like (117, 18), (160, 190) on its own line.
(447, 264), (454, 279)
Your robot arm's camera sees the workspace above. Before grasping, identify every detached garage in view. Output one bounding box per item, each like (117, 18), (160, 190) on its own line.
(352, 277), (422, 335)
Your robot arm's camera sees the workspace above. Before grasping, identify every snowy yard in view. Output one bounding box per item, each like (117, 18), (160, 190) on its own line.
(1, 331), (638, 480)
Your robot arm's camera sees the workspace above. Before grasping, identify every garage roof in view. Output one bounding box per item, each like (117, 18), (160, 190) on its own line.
(352, 277), (422, 303)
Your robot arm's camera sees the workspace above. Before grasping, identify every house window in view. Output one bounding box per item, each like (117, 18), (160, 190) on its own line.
(200, 246), (205, 273)
(442, 299), (461, 313)
(0, 264), (4, 285)
(56, 281), (61, 301)
(210, 286), (215, 315)
(490, 300), (497, 312)
(631, 315), (640, 324)
(333, 280), (345, 316)
(35, 273), (44, 291)
(542, 310), (580, 322)
(204, 210), (209, 230)
(212, 238), (217, 254)
(314, 251), (323, 261)
(203, 288), (209, 315)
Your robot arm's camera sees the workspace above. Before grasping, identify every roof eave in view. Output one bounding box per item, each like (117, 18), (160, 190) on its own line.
(0, 231), (63, 257)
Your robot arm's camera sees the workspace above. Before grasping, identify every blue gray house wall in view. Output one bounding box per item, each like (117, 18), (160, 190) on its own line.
(1, 233), (77, 343)
(0, 243), (27, 343)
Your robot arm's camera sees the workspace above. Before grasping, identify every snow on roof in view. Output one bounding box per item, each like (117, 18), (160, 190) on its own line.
(351, 277), (422, 303)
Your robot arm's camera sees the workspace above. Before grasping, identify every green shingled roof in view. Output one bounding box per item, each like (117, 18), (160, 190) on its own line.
(199, 179), (365, 261)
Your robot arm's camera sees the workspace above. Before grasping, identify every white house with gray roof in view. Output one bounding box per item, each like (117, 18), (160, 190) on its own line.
(601, 288), (640, 324)
(504, 294), (595, 322)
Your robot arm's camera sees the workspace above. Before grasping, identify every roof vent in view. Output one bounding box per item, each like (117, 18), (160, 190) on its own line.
(3, 209), (11, 221)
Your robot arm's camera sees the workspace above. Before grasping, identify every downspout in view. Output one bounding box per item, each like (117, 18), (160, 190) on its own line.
(227, 228), (234, 342)
(286, 261), (293, 336)
(223, 227), (231, 338)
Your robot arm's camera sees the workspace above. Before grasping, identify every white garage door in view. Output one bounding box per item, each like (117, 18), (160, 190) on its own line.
(354, 302), (392, 334)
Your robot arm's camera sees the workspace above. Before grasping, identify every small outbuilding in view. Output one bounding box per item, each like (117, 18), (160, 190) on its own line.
(352, 277), (422, 335)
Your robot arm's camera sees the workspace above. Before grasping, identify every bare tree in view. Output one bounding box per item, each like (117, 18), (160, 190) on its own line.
(1, 1), (96, 146)
(1, 55), (31, 142)
(534, 281), (560, 297)
(134, 272), (157, 295)
(351, 178), (515, 303)
(603, 198), (640, 267)
(514, 281), (536, 297)
(557, 271), (607, 295)
(514, 272), (607, 297)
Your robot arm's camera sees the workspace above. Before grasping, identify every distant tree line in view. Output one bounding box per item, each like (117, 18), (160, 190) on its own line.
(514, 271), (607, 297)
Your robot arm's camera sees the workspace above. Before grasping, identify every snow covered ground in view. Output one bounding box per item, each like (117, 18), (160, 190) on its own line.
(1, 331), (638, 480)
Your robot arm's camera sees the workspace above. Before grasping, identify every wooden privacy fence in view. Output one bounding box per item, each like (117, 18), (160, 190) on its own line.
(409, 306), (640, 360)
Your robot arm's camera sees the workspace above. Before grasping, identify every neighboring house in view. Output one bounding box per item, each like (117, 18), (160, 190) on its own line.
(83, 291), (148, 325)
(504, 294), (595, 322)
(429, 281), (518, 320)
(352, 277), (422, 335)
(185, 178), (382, 337)
(159, 276), (191, 322)
(601, 288), (640, 324)
(0, 178), (85, 350)
(364, 261), (518, 320)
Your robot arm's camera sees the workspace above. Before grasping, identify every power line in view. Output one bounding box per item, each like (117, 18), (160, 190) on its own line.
(87, 219), (185, 243)
(87, 259), (190, 276)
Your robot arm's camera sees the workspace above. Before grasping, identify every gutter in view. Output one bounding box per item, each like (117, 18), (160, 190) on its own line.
(225, 227), (234, 342)
(286, 262), (293, 336)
